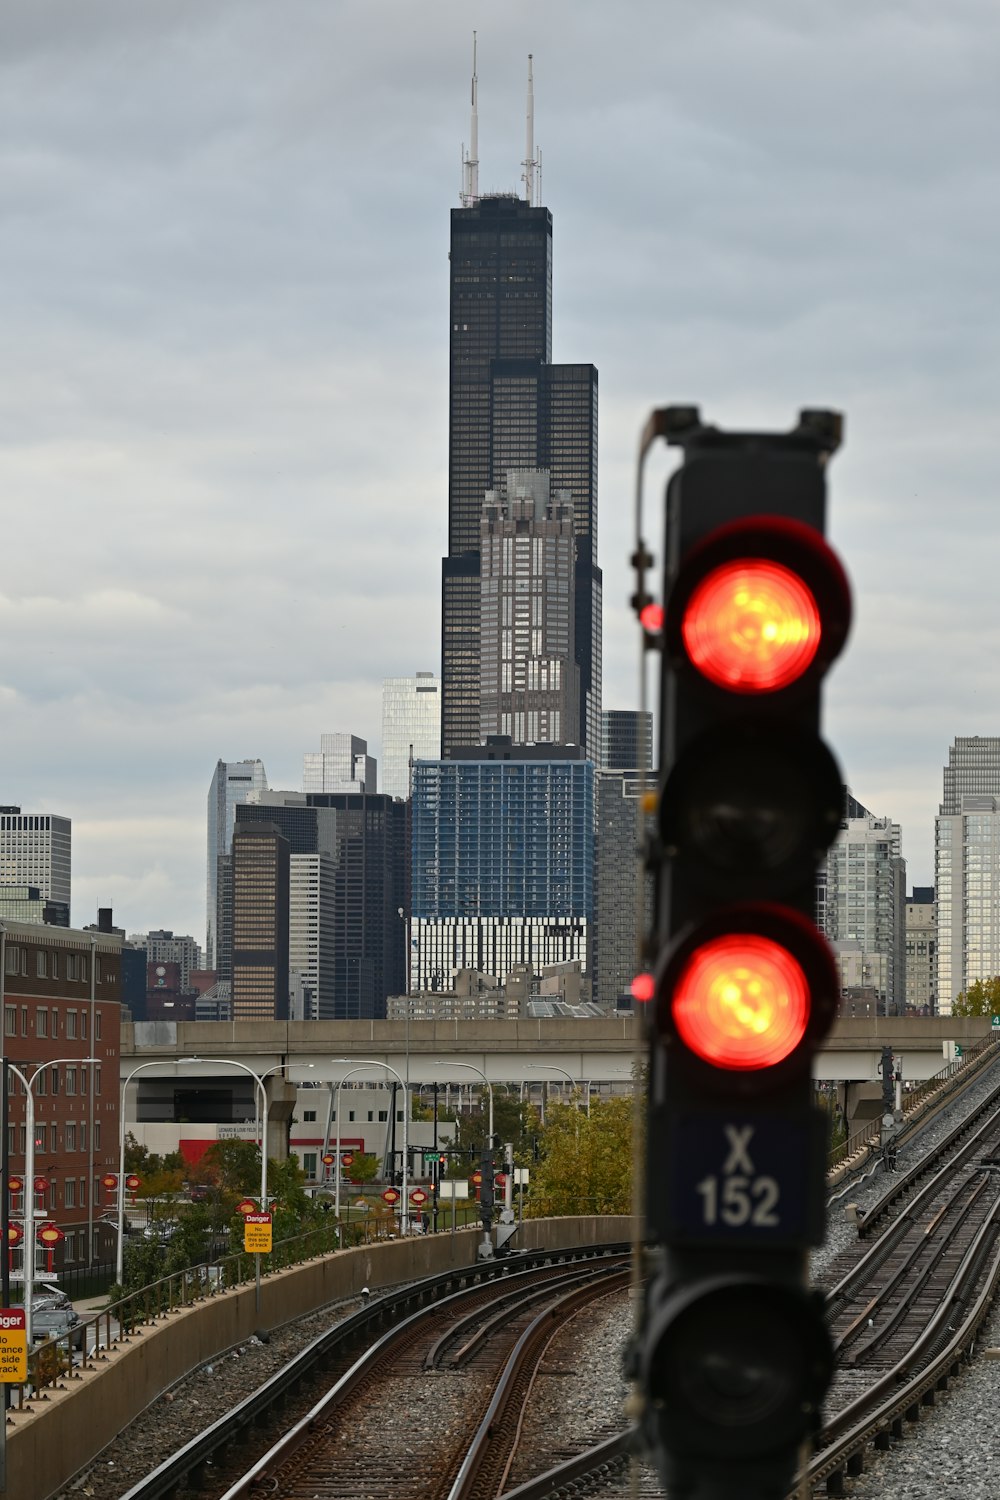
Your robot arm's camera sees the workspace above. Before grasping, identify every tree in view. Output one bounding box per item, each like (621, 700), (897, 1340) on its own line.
(526, 1095), (636, 1217)
(195, 1139), (262, 1196)
(346, 1152), (380, 1184)
(953, 976), (1000, 1017)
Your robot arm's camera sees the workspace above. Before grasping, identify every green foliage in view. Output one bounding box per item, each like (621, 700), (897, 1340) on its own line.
(196, 1138), (262, 1195)
(346, 1152), (380, 1184)
(526, 1095), (635, 1217)
(123, 1131), (186, 1187)
(952, 976), (1000, 1017)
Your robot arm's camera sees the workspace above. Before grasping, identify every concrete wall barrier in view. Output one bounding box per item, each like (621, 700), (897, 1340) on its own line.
(9, 1215), (633, 1500)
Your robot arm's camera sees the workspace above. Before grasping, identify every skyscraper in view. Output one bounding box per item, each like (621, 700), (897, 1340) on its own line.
(411, 739), (593, 990)
(302, 734), (377, 794)
(231, 821), (290, 1022)
(819, 793), (906, 1015)
(601, 711), (653, 773)
(381, 674), (441, 799)
(206, 759), (268, 972)
(441, 58), (600, 756)
(0, 807), (71, 911)
(936, 736), (1000, 1013)
(479, 470), (579, 745)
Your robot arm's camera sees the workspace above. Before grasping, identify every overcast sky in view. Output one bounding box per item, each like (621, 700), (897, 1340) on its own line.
(3, 0), (1000, 942)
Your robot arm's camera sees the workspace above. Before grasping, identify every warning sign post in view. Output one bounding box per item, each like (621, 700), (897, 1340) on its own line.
(243, 1212), (272, 1254)
(0, 1309), (27, 1384)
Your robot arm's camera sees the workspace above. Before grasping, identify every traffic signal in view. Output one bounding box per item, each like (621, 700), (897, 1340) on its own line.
(636, 408), (850, 1500)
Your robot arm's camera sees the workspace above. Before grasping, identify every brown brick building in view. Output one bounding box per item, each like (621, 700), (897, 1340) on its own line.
(1, 919), (122, 1270)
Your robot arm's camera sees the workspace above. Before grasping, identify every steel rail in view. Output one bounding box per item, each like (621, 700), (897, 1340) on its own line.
(116, 1242), (628, 1500)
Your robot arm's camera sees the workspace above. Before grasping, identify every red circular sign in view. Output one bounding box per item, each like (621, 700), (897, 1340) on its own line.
(471, 1171), (482, 1186)
(409, 1188), (428, 1205)
(126, 1174), (142, 1192)
(37, 1224), (65, 1246)
(341, 1153), (354, 1167)
(381, 1188), (400, 1205)
(321, 1153), (335, 1166)
(101, 1173), (118, 1190)
(495, 1173), (507, 1188)
(6, 1224), (22, 1246)
(235, 1198), (258, 1216)
(33, 1177), (48, 1194)
(7, 1176), (23, 1195)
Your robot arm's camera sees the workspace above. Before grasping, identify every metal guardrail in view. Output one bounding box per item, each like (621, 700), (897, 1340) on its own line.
(827, 1030), (1000, 1170)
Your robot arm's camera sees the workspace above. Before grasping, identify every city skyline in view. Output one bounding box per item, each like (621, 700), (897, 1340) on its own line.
(4, 5), (1000, 937)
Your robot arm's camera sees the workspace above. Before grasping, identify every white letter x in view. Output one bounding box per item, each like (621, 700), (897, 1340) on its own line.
(723, 1125), (754, 1175)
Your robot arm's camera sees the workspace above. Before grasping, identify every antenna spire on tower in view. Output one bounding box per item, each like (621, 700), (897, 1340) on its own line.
(461, 33), (480, 207)
(521, 53), (540, 206)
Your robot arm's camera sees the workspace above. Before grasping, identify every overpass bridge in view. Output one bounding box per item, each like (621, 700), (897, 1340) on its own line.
(121, 1013), (995, 1091)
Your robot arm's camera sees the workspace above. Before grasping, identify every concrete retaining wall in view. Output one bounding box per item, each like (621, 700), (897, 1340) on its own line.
(9, 1216), (632, 1500)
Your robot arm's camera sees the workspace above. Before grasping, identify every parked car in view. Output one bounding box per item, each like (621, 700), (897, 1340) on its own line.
(17, 1299), (84, 1351)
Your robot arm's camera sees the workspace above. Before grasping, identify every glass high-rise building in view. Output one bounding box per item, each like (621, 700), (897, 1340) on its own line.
(601, 711), (653, 773)
(302, 734), (376, 794)
(381, 674), (441, 799)
(441, 171), (600, 756)
(206, 759), (268, 972)
(231, 821), (290, 1022)
(936, 736), (1000, 1013)
(819, 795), (906, 1015)
(411, 740), (593, 989)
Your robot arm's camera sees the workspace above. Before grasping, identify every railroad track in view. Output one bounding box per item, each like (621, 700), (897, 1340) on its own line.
(116, 1243), (629, 1500)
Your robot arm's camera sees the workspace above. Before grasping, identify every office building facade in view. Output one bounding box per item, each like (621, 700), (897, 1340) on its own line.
(905, 886), (936, 1015)
(0, 808), (71, 912)
(411, 740), (593, 990)
(231, 822), (290, 1022)
(381, 674), (441, 799)
(935, 737), (1000, 1014)
(601, 710), (653, 773)
(0, 884), (69, 926)
(441, 186), (600, 758)
(206, 759), (268, 972)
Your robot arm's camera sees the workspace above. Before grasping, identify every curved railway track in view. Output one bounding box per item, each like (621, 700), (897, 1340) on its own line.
(116, 1243), (629, 1500)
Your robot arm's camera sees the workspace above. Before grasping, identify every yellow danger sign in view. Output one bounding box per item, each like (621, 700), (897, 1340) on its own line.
(243, 1212), (272, 1254)
(0, 1310), (27, 1384)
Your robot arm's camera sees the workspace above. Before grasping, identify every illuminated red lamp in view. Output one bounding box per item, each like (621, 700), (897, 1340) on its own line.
(631, 972), (655, 1004)
(669, 516), (850, 695)
(671, 933), (810, 1070)
(640, 601), (665, 634)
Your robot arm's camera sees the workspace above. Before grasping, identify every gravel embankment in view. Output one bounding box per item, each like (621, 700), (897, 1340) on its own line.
(54, 1058), (1000, 1500)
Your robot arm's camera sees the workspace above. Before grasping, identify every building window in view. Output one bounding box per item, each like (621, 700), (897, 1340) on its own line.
(20, 1006), (27, 1037)
(303, 1110), (317, 1122)
(95, 1012), (102, 1041)
(378, 1110), (388, 1122)
(348, 1110), (355, 1122)
(66, 953), (77, 981)
(18, 1125), (26, 1153)
(79, 1178), (86, 1207)
(36, 951), (47, 979)
(95, 1065), (102, 1095)
(65, 1122), (76, 1151)
(34, 1124), (46, 1152)
(367, 1111), (373, 1122)
(95, 957), (102, 984)
(50, 1067), (59, 1095)
(66, 1011), (77, 1039)
(37, 1009), (48, 1038)
(35, 1070), (46, 1096)
(4, 947), (17, 976)
(51, 953), (58, 980)
(64, 1179), (76, 1208)
(80, 1011), (87, 1039)
(4, 1007), (14, 1037)
(303, 1152), (317, 1178)
(94, 1122), (101, 1150)
(80, 956), (88, 983)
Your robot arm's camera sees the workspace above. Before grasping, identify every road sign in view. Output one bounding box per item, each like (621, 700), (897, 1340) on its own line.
(381, 1188), (400, 1205)
(409, 1188), (428, 1206)
(235, 1198), (258, 1216)
(0, 1310), (27, 1385)
(992, 1015), (1000, 1030)
(243, 1213), (272, 1254)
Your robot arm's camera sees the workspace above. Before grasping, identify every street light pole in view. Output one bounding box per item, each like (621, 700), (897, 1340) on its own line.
(432, 1060), (494, 1144)
(332, 1059), (409, 1232)
(115, 1061), (180, 1287)
(9, 1057), (96, 1350)
(525, 1063), (588, 1114)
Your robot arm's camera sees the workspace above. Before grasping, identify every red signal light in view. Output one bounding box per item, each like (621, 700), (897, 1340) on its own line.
(631, 972), (655, 1003)
(682, 559), (820, 693)
(671, 932), (810, 1070)
(640, 601), (665, 634)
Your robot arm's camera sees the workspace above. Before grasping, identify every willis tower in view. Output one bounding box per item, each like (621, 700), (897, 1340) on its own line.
(440, 50), (601, 758)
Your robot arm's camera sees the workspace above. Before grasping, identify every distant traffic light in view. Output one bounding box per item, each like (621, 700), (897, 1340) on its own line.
(636, 408), (850, 1500)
